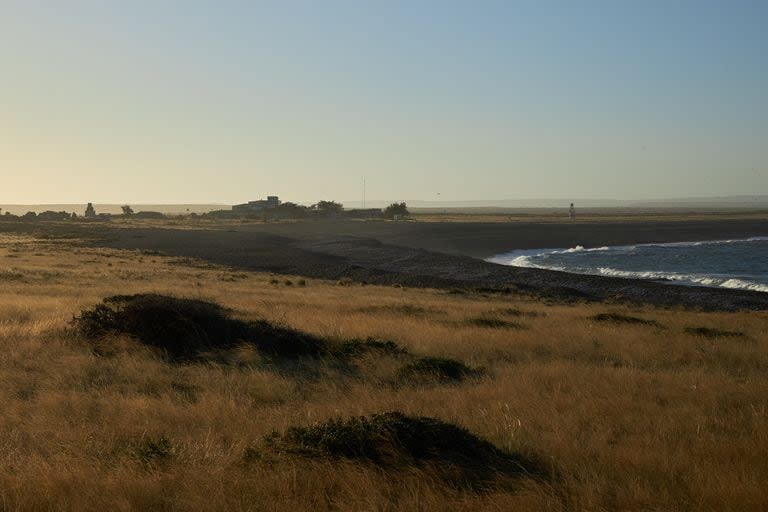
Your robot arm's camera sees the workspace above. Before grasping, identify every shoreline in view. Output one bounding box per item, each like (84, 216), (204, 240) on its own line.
(94, 222), (768, 311)
(485, 236), (768, 294)
(3, 218), (767, 310)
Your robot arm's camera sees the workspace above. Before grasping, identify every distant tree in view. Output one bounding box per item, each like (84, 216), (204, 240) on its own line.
(383, 202), (409, 219)
(311, 200), (344, 215)
(84, 203), (96, 218)
(38, 210), (71, 221)
(121, 205), (135, 216)
(276, 202), (309, 218)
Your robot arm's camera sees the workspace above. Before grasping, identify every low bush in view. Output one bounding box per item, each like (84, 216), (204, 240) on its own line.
(263, 411), (544, 489)
(73, 294), (327, 360)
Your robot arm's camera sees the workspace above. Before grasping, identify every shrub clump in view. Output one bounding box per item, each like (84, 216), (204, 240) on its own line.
(684, 326), (745, 339)
(73, 294), (327, 360)
(590, 313), (659, 326)
(464, 316), (522, 329)
(334, 337), (408, 359)
(396, 357), (482, 383)
(263, 411), (543, 489)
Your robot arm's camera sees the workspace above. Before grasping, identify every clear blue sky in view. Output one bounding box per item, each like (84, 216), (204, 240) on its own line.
(1, 1), (766, 204)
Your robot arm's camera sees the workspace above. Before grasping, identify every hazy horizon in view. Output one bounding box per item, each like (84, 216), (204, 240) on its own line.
(2, 1), (766, 204)
(2, 193), (768, 216)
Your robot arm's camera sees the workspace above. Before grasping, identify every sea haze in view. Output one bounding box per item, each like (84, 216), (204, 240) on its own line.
(488, 237), (768, 293)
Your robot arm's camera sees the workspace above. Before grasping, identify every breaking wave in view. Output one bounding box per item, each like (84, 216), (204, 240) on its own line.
(487, 237), (768, 293)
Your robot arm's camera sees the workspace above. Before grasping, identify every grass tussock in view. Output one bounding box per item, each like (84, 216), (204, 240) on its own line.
(684, 326), (746, 338)
(396, 357), (483, 383)
(134, 435), (173, 466)
(590, 312), (660, 326)
(334, 337), (408, 359)
(357, 303), (435, 317)
(493, 307), (543, 318)
(263, 412), (544, 489)
(464, 316), (523, 329)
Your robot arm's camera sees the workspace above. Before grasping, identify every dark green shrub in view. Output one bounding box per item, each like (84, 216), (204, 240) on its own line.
(382, 202), (410, 219)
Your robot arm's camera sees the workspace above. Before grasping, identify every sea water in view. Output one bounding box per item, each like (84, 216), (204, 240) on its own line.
(487, 237), (768, 293)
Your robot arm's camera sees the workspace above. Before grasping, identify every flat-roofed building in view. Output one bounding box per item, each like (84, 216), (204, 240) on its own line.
(233, 196), (281, 212)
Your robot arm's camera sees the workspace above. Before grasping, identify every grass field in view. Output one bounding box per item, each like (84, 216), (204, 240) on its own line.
(1, 233), (766, 511)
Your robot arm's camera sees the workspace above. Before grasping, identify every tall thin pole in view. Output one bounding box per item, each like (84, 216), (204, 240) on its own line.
(362, 177), (366, 209)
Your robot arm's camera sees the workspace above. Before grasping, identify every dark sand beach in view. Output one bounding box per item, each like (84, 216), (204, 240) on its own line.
(81, 218), (768, 311)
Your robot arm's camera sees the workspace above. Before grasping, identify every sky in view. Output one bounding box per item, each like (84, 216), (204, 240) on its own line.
(1, 1), (766, 205)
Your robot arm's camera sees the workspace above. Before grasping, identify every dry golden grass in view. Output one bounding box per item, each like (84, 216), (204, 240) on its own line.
(0, 233), (767, 511)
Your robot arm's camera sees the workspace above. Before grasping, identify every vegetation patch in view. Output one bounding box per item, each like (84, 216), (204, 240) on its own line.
(0, 269), (25, 281)
(133, 435), (173, 466)
(73, 294), (327, 360)
(263, 411), (544, 489)
(356, 303), (435, 317)
(464, 316), (522, 329)
(590, 313), (660, 326)
(334, 337), (408, 359)
(492, 307), (543, 318)
(396, 357), (482, 383)
(684, 326), (745, 339)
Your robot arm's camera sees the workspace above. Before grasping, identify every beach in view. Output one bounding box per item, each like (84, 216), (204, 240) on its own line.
(75, 217), (768, 311)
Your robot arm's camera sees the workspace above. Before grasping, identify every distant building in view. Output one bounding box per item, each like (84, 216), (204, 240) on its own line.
(569, 203), (576, 221)
(84, 203), (96, 218)
(233, 196), (280, 212)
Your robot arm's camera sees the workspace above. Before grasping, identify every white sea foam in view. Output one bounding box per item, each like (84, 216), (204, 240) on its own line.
(486, 237), (768, 293)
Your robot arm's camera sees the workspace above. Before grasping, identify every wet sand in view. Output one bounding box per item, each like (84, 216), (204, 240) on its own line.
(229, 218), (768, 258)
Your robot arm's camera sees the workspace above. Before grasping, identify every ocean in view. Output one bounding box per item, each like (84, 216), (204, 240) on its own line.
(488, 237), (768, 293)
